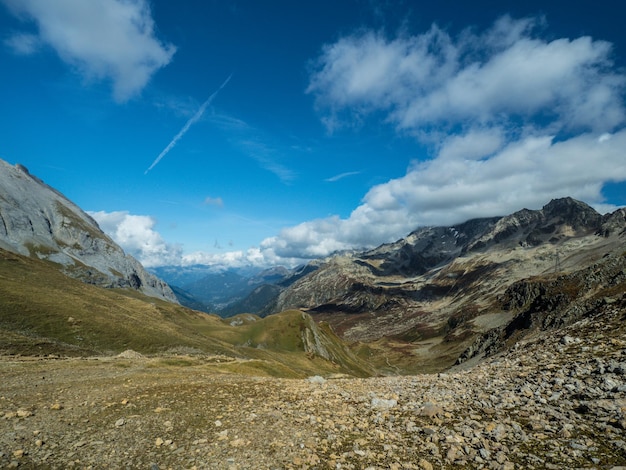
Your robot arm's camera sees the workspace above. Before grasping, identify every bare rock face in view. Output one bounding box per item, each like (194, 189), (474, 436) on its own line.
(271, 197), (626, 369)
(0, 159), (176, 302)
(457, 252), (626, 364)
(275, 198), (623, 315)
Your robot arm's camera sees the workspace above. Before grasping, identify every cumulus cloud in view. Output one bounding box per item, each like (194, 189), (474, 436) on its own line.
(180, 247), (298, 269)
(258, 130), (626, 260)
(89, 210), (182, 267)
(2, 0), (176, 101)
(87, 130), (626, 270)
(89, 209), (298, 269)
(252, 16), (626, 262)
(307, 15), (625, 135)
(84, 16), (626, 270)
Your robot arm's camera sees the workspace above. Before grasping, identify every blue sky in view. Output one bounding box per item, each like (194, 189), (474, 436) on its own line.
(1, 0), (625, 268)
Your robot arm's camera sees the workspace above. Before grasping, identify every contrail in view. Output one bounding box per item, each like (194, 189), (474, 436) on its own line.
(145, 74), (232, 174)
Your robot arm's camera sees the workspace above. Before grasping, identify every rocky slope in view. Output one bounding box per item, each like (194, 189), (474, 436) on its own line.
(268, 198), (626, 372)
(0, 159), (175, 301)
(1, 292), (625, 468)
(457, 248), (626, 365)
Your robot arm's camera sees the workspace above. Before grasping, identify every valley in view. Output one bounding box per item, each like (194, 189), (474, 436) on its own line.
(1, 159), (626, 468)
(158, 197), (626, 375)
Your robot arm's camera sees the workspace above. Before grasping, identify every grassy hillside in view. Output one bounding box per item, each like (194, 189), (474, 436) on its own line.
(0, 248), (373, 378)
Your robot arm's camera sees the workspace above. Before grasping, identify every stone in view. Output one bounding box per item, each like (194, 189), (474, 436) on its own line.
(230, 438), (246, 447)
(561, 336), (580, 345)
(371, 398), (397, 410)
(419, 403), (443, 418)
(418, 458), (434, 470)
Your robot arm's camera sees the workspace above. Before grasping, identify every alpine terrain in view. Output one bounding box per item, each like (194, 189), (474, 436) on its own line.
(0, 159), (175, 302)
(1, 159), (626, 468)
(265, 197), (626, 373)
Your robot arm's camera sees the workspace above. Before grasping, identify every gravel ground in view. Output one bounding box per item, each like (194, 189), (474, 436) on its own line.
(2, 306), (626, 469)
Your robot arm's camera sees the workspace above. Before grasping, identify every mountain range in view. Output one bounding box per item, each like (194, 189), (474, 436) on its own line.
(265, 197), (626, 372)
(1, 156), (625, 376)
(151, 263), (315, 315)
(149, 189), (626, 373)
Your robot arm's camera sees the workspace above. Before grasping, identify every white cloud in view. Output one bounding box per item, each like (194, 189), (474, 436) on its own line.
(258, 16), (625, 262)
(89, 210), (182, 267)
(4, 32), (41, 54)
(89, 209), (301, 269)
(85, 17), (626, 270)
(437, 129), (505, 162)
(89, 129), (626, 269)
(307, 15), (625, 135)
(238, 139), (296, 183)
(209, 113), (297, 183)
(257, 129), (626, 260)
(2, 0), (176, 101)
(180, 247), (296, 269)
(325, 171), (361, 182)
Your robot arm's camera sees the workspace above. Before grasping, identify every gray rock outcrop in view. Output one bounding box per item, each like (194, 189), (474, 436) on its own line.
(0, 159), (176, 302)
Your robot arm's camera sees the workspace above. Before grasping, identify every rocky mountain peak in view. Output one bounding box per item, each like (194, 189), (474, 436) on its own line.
(267, 196), (625, 370)
(541, 197), (602, 229)
(0, 159), (176, 302)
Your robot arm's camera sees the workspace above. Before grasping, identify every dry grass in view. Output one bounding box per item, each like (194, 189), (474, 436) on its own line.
(0, 248), (372, 378)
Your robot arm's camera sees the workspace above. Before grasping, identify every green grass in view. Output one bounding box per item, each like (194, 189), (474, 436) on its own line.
(0, 248), (373, 377)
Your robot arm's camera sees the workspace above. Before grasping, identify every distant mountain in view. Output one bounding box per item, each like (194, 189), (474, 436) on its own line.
(168, 285), (213, 313)
(153, 264), (313, 316)
(220, 283), (283, 318)
(149, 264), (225, 288)
(0, 159), (175, 302)
(262, 198), (626, 373)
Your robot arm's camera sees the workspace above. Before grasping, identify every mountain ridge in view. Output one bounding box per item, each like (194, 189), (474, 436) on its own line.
(0, 159), (176, 301)
(156, 198), (625, 326)
(261, 197), (625, 372)
(3, 156), (624, 374)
